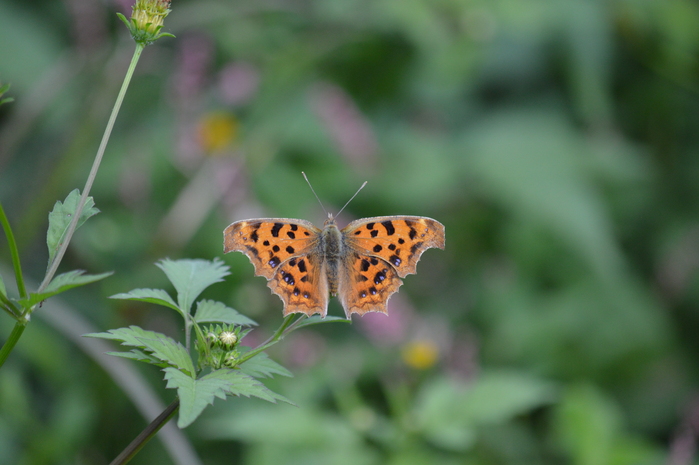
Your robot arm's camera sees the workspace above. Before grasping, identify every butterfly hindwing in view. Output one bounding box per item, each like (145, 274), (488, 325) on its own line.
(338, 251), (403, 316)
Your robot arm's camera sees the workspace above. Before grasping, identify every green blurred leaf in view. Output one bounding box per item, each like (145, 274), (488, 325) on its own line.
(110, 288), (181, 316)
(239, 352), (293, 379)
(47, 189), (99, 270)
(194, 299), (257, 326)
(465, 111), (624, 280)
(156, 258), (230, 314)
(553, 385), (621, 465)
(0, 274), (6, 299)
(414, 372), (557, 451)
(17, 270), (112, 308)
(164, 368), (293, 428)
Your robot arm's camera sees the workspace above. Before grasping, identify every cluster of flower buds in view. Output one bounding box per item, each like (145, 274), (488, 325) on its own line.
(117, 0), (174, 45)
(197, 324), (249, 370)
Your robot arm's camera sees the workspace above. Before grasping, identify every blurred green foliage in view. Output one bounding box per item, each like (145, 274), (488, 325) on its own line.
(1, 0), (699, 464)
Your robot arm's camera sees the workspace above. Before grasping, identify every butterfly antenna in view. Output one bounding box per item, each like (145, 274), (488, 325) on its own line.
(337, 181), (368, 217)
(302, 172), (328, 216)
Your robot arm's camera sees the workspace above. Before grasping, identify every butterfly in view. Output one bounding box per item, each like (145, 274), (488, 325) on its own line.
(223, 214), (445, 318)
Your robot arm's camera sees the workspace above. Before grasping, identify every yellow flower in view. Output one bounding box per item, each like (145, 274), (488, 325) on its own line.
(198, 112), (239, 154)
(401, 340), (439, 370)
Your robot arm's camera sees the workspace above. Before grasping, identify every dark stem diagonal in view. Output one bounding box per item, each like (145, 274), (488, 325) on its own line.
(110, 398), (180, 465)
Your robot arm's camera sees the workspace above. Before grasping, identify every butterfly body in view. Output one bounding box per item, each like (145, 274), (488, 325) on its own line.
(224, 215), (445, 318)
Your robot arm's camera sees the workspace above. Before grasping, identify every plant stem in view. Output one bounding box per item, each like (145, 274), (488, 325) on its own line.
(236, 314), (303, 365)
(38, 43), (145, 293)
(0, 202), (27, 299)
(0, 322), (26, 369)
(111, 398), (180, 465)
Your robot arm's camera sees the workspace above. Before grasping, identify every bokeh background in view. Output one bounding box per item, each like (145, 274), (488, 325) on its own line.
(1, 0), (699, 464)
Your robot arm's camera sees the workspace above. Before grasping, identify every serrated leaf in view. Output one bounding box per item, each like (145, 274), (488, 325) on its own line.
(164, 367), (293, 428)
(110, 288), (181, 316)
(105, 349), (162, 365)
(294, 315), (350, 330)
(17, 270), (112, 308)
(85, 325), (164, 346)
(239, 352), (293, 379)
(194, 300), (257, 326)
(85, 325), (195, 375)
(136, 336), (195, 376)
(47, 189), (100, 269)
(156, 259), (230, 314)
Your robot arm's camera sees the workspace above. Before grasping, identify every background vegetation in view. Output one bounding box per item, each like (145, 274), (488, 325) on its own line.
(1, 0), (699, 464)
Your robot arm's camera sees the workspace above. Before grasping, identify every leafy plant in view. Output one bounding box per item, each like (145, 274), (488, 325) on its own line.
(87, 258), (347, 461)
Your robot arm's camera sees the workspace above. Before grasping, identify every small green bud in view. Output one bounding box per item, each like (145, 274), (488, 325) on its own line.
(117, 0), (174, 46)
(219, 331), (238, 348)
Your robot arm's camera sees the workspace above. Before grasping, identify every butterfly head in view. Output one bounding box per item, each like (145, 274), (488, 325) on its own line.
(323, 212), (338, 227)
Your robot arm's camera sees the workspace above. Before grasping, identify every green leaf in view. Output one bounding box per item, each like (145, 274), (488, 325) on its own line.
(293, 315), (350, 330)
(136, 336), (195, 376)
(85, 325), (195, 375)
(105, 349), (161, 365)
(156, 258), (230, 314)
(164, 367), (293, 428)
(239, 352), (293, 379)
(194, 300), (257, 326)
(414, 372), (557, 451)
(553, 385), (621, 465)
(110, 288), (181, 316)
(0, 274), (6, 299)
(47, 189), (100, 270)
(17, 270), (112, 308)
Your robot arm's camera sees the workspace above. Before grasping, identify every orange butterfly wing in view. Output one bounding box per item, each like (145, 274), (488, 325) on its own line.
(338, 216), (445, 316)
(223, 219), (329, 316)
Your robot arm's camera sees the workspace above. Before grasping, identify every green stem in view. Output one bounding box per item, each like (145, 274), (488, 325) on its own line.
(0, 202), (27, 299)
(110, 398), (180, 465)
(38, 43), (146, 293)
(236, 314), (302, 365)
(0, 322), (26, 369)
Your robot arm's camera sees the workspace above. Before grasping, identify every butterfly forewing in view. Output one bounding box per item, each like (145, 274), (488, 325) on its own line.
(223, 219), (321, 279)
(342, 216), (445, 278)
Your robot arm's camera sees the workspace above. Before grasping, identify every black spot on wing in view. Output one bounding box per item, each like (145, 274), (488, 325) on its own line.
(286, 246), (295, 254)
(271, 223), (283, 238)
(269, 256), (281, 268)
(272, 245), (280, 253)
(373, 244), (382, 253)
(370, 230), (378, 238)
(250, 229), (259, 243)
(374, 269), (387, 285)
(287, 231), (296, 239)
(410, 241), (424, 258)
(290, 224), (298, 231)
(381, 220), (395, 235)
(298, 259), (307, 273)
(360, 259), (370, 272)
